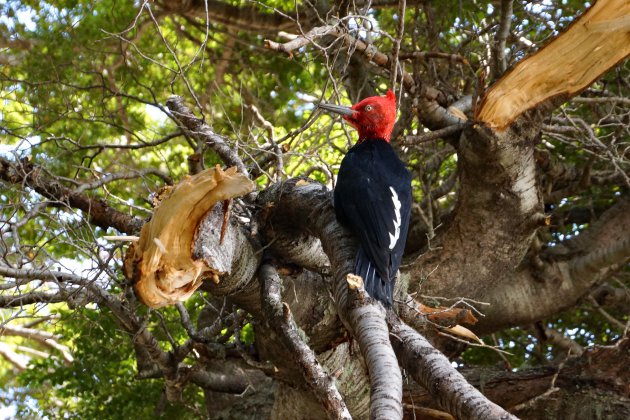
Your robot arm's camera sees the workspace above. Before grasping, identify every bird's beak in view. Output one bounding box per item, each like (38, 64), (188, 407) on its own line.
(317, 102), (355, 117)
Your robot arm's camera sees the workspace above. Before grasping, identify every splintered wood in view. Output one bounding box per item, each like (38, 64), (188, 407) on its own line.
(476, 0), (630, 130)
(124, 166), (254, 308)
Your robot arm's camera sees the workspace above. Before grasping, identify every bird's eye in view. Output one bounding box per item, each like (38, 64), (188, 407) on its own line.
(365, 105), (373, 111)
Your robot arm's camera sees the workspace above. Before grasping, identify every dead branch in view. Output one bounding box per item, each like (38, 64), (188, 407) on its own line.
(477, 0), (630, 130)
(124, 165), (254, 308)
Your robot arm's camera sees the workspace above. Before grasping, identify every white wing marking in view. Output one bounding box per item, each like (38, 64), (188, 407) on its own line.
(388, 187), (402, 250)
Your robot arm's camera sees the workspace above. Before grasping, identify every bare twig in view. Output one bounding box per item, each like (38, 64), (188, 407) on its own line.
(0, 157), (145, 234)
(492, 0), (513, 79)
(390, 0), (406, 89)
(403, 123), (465, 144)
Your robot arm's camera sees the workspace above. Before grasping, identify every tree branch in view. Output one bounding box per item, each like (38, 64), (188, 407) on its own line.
(158, 0), (296, 34)
(260, 263), (351, 419)
(569, 237), (630, 284)
(166, 96), (249, 177)
(0, 291), (74, 307)
(257, 179), (403, 418)
(491, 0), (513, 80)
(389, 316), (516, 419)
(0, 156), (145, 234)
(428, 194), (630, 333)
(264, 24), (464, 128)
(477, 0), (630, 130)
(0, 342), (28, 371)
(187, 364), (266, 394)
(0, 324), (73, 364)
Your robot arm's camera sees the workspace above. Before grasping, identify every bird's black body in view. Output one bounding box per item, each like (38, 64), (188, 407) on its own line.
(334, 138), (413, 307)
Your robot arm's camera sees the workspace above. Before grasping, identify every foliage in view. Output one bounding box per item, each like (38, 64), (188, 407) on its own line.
(14, 308), (203, 419)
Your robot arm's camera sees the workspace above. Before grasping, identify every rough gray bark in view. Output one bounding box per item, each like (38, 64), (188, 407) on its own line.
(260, 263), (351, 420)
(389, 317), (516, 420)
(4, 2), (630, 417)
(121, 140), (627, 418)
(404, 335), (630, 419)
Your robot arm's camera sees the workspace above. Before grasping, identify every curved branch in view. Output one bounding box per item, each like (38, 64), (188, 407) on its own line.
(570, 237), (630, 281)
(442, 195), (630, 333)
(477, 0), (630, 130)
(389, 316), (516, 419)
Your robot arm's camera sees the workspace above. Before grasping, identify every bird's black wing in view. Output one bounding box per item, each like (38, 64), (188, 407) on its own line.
(334, 140), (412, 305)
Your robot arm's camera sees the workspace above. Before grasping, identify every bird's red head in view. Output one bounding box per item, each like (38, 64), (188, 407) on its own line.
(319, 90), (397, 142)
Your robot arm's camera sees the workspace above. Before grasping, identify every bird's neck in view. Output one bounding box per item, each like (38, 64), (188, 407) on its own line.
(357, 135), (391, 144)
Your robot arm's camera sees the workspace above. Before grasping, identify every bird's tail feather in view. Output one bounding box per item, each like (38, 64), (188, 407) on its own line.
(354, 247), (393, 307)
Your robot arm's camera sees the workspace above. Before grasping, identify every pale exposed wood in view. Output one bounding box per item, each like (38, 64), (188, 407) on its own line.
(124, 166), (254, 308)
(477, 0), (630, 130)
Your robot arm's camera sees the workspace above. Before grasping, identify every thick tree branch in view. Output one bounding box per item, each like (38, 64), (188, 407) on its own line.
(125, 166), (254, 308)
(434, 194), (630, 333)
(570, 237), (630, 283)
(405, 335), (630, 417)
(412, 116), (547, 332)
(187, 364), (268, 394)
(260, 263), (351, 420)
(477, 0), (630, 130)
(389, 316), (516, 419)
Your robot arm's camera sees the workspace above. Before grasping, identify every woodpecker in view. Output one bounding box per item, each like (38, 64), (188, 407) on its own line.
(319, 90), (412, 307)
